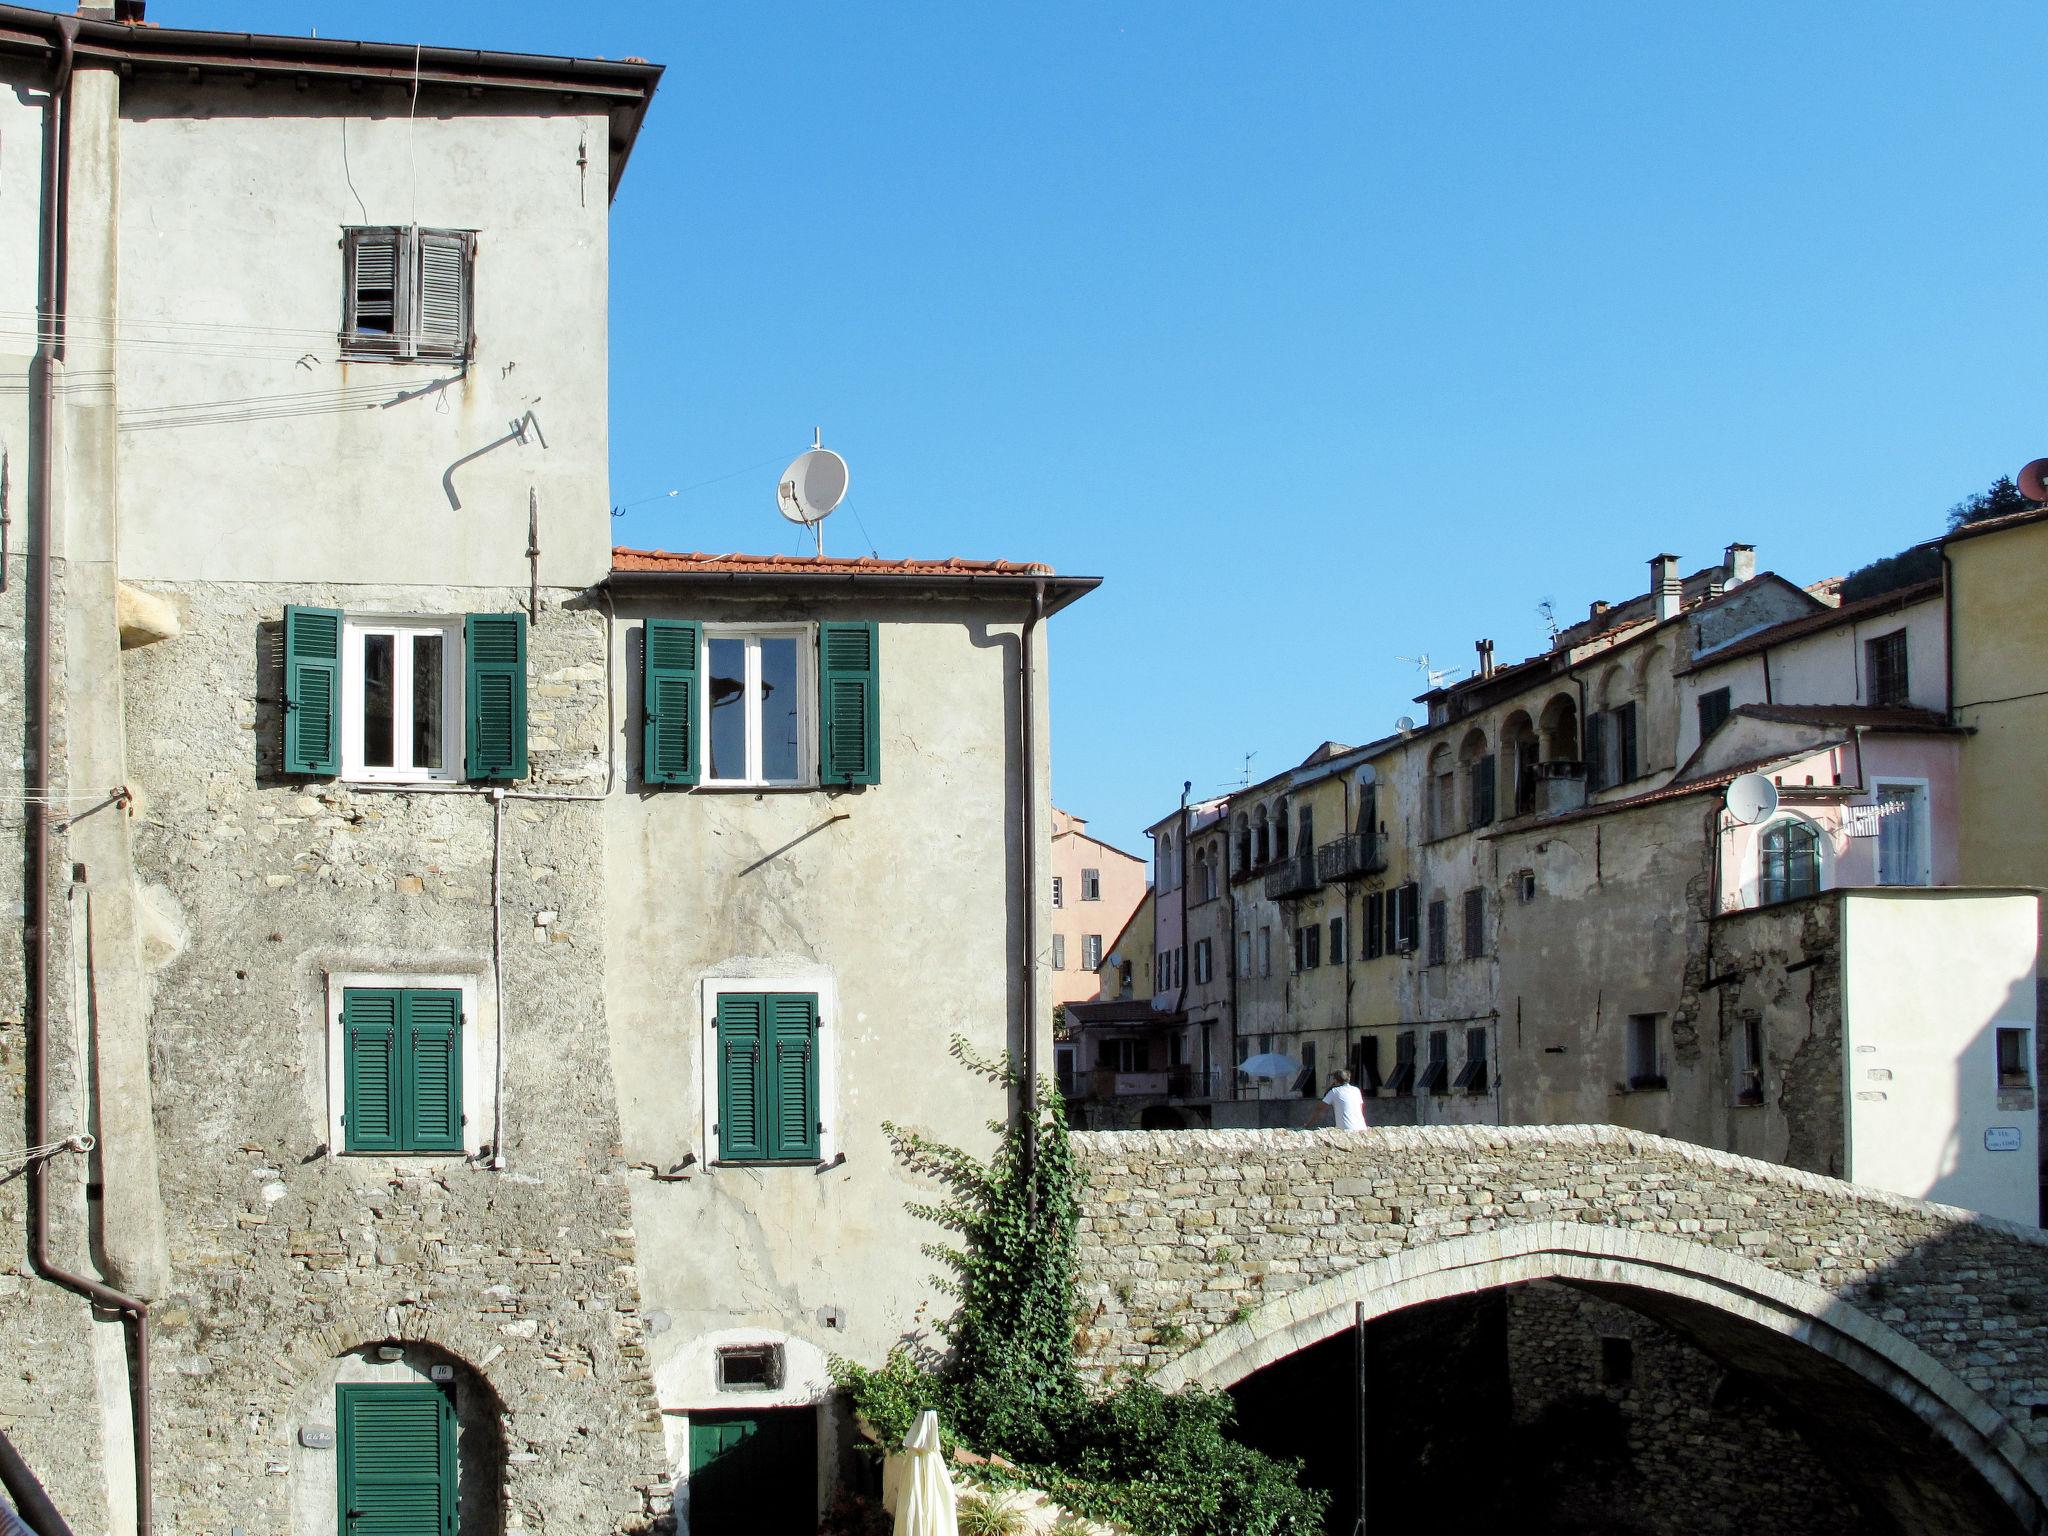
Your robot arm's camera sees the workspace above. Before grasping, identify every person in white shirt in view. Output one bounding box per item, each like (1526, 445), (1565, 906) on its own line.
(1310, 1067), (1367, 1130)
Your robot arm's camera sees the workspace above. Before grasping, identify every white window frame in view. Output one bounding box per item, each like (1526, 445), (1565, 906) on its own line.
(698, 975), (838, 1168)
(1052, 876), (1064, 909)
(340, 616), (465, 784)
(1871, 777), (1931, 888)
(323, 970), (492, 1160)
(1052, 934), (1066, 971)
(700, 624), (816, 789)
(1082, 933), (1103, 970)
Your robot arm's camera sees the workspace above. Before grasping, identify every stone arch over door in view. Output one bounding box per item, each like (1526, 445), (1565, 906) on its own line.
(1151, 1222), (2048, 1535)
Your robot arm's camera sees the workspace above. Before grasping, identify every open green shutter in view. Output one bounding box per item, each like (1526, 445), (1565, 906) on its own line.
(465, 612), (527, 782)
(283, 605), (342, 776)
(337, 1383), (456, 1536)
(817, 621), (880, 785)
(642, 620), (701, 786)
(767, 994), (820, 1161)
(403, 990), (464, 1153)
(717, 995), (768, 1162)
(342, 989), (402, 1152)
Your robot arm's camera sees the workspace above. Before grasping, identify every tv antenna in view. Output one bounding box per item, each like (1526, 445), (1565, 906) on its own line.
(777, 430), (849, 557)
(1537, 598), (1560, 645)
(1397, 653), (1462, 690)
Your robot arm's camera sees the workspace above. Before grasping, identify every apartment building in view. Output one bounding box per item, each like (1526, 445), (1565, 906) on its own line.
(1047, 807), (1145, 1010)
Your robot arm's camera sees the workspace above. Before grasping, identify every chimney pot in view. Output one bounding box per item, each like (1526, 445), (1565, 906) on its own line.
(1650, 553), (1682, 621)
(1475, 639), (1495, 679)
(1724, 542), (1756, 586)
(1589, 599), (1611, 625)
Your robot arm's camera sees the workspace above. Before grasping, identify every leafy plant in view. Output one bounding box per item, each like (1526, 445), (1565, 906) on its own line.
(835, 1038), (1327, 1536)
(958, 1491), (1029, 1536)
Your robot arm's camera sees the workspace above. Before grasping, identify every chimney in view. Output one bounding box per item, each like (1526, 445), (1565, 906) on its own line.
(1475, 639), (1495, 679)
(1650, 553), (1681, 622)
(1588, 599), (1610, 627)
(1724, 542), (1756, 587)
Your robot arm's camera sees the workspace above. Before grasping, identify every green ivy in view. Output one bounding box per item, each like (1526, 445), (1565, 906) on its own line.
(835, 1039), (1327, 1536)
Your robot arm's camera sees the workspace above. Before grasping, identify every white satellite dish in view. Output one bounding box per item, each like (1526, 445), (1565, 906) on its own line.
(1724, 773), (1779, 826)
(1395, 716), (1416, 735)
(777, 435), (849, 557)
(1356, 764), (1377, 786)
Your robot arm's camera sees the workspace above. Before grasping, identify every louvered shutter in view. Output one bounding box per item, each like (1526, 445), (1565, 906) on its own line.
(342, 989), (402, 1152)
(337, 1383), (456, 1536)
(1616, 701), (1639, 784)
(642, 620), (701, 786)
(767, 994), (820, 1161)
(717, 995), (768, 1162)
(1474, 754), (1497, 827)
(342, 228), (402, 353)
(403, 990), (464, 1153)
(1585, 711), (1609, 790)
(817, 621), (880, 785)
(416, 230), (473, 360)
(283, 605), (342, 776)
(1399, 883), (1420, 951)
(464, 613), (527, 782)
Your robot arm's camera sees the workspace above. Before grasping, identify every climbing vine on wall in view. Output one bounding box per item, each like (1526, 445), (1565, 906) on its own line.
(833, 1039), (1327, 1536)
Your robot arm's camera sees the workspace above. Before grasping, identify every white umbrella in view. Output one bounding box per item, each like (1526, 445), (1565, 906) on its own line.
(1238, 1052), (1303, 1080)
(894, 1410), (959, 1536)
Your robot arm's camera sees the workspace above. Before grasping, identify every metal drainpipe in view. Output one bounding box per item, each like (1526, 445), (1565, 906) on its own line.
(1019, 582), (1045, 1196)
(27, 21), (153, 1535)
(1177, 780), (1190, 1012)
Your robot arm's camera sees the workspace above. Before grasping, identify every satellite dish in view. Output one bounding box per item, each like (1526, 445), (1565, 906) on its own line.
(777, 445), (849, 527)
(1356, 764), (1377, 786)
(2019, 458), (2048, 504)
(1395, 716), (1416, 735)
(1724, 773), (1779, 826)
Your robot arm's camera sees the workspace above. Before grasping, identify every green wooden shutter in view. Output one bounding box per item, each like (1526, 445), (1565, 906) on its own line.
(642, 620), (701, 786)
(817, 621), (880, 785)
(283, 605), (342, 776)
(716, 995), (768, 1162)
(767, 994), (820, 1161)
(342, 989), (402, 1153)
(337, 1382), (456, 1536)
(464, 613), (527, 782)
(403, 990), (464, 1153)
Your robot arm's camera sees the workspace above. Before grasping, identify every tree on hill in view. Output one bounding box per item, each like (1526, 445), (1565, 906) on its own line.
(1839, 474), (2041, 602)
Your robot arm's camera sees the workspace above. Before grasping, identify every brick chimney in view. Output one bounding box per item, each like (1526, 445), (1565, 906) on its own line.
(1724, 542), (1756, 587)
(1650, 554), (1681, 621)
(1588, 599), (1610, 627)
(1475, 639), (1495, 679)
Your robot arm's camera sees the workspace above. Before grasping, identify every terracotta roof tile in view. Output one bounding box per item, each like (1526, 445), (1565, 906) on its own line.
(1733, 703), (1956, 733)
(1942, 505), (2048, 545)
(612, 548), (1056, 577)
(1484, 747), (1840, 836)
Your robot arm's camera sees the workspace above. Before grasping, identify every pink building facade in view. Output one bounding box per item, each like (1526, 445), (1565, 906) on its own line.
(1050, 807), (1148, 1010)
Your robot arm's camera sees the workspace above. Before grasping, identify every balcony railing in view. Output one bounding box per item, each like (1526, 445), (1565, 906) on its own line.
(1315, 832), (1386, 882)
(1263, 853), (1319, 900)
(1077, 1066), (1227, 1101)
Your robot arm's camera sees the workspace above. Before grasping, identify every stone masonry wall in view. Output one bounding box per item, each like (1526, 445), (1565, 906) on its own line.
(1070, 1126), (2048, 1457)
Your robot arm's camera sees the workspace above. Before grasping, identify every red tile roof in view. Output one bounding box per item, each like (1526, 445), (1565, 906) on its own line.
(613, 548), (1056, 576)
(1733, 703), (1957, 733)
(1942, 506), (2048, 545)
(1683, 579), (1942, 672)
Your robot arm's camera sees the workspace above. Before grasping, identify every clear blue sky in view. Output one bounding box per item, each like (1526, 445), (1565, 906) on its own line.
(190, 1), (2048, 856)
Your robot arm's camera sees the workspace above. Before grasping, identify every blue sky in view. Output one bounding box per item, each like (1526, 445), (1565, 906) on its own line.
(193, 2), (2047, 856)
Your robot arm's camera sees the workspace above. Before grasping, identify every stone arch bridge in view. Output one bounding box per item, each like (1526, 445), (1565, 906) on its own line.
(1070, 1126), (2048, 1535)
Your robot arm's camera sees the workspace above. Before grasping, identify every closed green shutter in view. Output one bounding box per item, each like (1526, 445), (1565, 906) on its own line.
(767, 994), (820, 1161)
(817, 621), (880, 785)
(283, 605), (342, 776)
(717, 995), (768, 1162)
(404, 990), (464, 1153)
(464, 613), (527, 782)
(337, 1382), (456, 1536)
(642, 620), (701, 786)
(343, 989), (402, 1153)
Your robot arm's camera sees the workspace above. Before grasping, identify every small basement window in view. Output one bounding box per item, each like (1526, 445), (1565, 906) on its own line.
(341, 226), (476, 362)
(716, 1345), (785, 1392)
(1997, 1027), (2033, 1091)
(1627, 1013), (1665, 1091)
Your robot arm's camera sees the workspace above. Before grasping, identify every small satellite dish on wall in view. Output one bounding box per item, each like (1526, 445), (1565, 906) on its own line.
(777, 433), (849, 556)
(2018, 458), (2048, 504)
(1394, 716), (1416, 735)
(1724, 772), (1779, 826)
(1356, 764), (1377, 785)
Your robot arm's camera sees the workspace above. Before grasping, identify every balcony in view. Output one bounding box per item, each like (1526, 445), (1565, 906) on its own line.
(1263, 853), (1319, 900)
(1316, 832), (1387, 882)
(1078, 1066), (1226, 1101)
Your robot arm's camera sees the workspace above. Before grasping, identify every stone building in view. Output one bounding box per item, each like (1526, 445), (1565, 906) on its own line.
(0, 7), (1095, 1534)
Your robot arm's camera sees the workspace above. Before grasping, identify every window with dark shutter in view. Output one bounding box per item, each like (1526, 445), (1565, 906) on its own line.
(1472, 754), (1497, 827)
(1866, 630), (1909, 708)
(340, 226), (476, 362)
(283, 604), (342, 776)
(1387, 1031), (1416, 1095)
(342, 987), (464, 1154)
(1462, 888), (1485, 959)
(464, 612), (527, 782)
(1419, 1029), (1449, 1094)
(1697, 687), (1731, 742)
(1452, 1027), (1488, 1093)
(818, 621), (880, 785)
(643, 620), (702, 786)
(717, 992), (820, 1163)
(1585, 711), (1609, 790)
(1425, 899), (1447, 966)
(1397, 882), (1420, 952)
(1615, 701), (1639, 783)
(1354, 1035), (1382, 1092)
(1365, 891), (1385, 959)
(336, 1384), (456, 1536)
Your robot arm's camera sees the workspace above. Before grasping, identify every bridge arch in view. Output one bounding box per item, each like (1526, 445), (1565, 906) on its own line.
(1154, 1221), (2048, 1534)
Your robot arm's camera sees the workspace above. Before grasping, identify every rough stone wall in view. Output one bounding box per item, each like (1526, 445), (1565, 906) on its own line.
(78, 582), (665, 1533)
(1505, 1281), (1862, 1536)
(1069, 1125), (2048, 1454)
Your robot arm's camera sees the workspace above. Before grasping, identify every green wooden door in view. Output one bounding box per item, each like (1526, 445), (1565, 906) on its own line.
(687, 1410), (816, 1534)
(337, 1382), (456, 1536)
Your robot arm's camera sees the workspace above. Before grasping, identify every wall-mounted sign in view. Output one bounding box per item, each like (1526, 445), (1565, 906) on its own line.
(1986, 1127), (2024, 1152)
(429, 1364), (455, 1383)
(299, 1426), (335, 1449)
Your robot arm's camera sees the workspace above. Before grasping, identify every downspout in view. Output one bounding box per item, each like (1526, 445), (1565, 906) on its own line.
(1941, 545), (1956, 722)
(28, 21), (154, 1536)
(1019, 581), (1045, 1197)
(1178, 780), (1191, 1012)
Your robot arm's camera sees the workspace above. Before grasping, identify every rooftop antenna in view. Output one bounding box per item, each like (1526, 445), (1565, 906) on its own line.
(1397, 653), (1463, 691)
(1238, 752), (1257, 788)
(1537, 598), (1560, 645)
(777, 429), (849, 557)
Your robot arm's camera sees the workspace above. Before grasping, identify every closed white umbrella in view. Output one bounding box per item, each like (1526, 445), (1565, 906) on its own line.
(894, 1410), (959, 1536)
(1237, 1052), (1302, 1080)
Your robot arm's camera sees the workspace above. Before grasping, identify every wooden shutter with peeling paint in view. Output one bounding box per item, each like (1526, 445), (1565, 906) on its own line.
(416, 230), (474, 361)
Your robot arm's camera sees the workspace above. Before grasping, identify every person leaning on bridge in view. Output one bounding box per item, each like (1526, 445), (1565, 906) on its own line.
(1309, 1068), (1367, 1130)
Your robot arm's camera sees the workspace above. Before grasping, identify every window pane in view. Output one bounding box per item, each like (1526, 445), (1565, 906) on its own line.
(708, 637), (747, 779)
(362, 633), (395, 768)
(758, 637), (800, 782)
(411, 632), (444, 771)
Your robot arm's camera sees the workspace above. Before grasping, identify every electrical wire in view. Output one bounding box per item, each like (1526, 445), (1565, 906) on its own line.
(0, 1132), (93, 1174)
